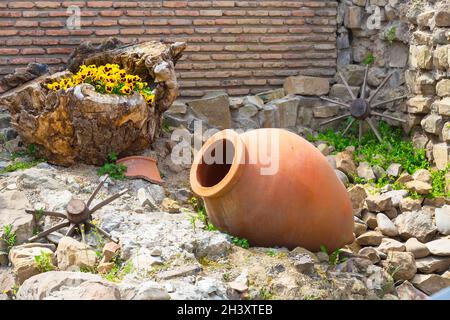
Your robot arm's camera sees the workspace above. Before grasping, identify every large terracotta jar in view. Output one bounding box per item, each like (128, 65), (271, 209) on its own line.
(190, 129), (354, 252)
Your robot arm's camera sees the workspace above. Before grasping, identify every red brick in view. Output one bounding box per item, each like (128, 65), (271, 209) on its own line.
(200, 10), (223, 16)
(45, 29), (70, 36)
(35, 1), (61, 8)
(9, 57), (36, 64)
(0, 30), (19, 36)
(126, 10), (150, 16)
(0, 11), (21, 18)
(33, 39), (58, 45)
(93, 20), (118, 26)
(8, 2), (34, 9)
(100, 10), (124, 17)
(62, 1), (85, 7)
(46, 48), (73, 54)
(163, 1), (187, 8)
(36, 58), (62, 64)
(119, 19), (143, 26)
(96, 29), (120, 36)
(0, 48), (20, 55)
(168, 19), (192, 26)
(175, 10), (200, 16)
(113, 1), (138, 7)
(40, 21), (66, 28)
(120, 28), (145, 35)
(87, 1), (113, 8)
(21, 48), (46, 55)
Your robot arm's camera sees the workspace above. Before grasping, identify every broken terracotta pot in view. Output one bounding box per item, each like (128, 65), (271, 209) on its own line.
(117, 156), (163, 185)
(190, 129), (354, 252)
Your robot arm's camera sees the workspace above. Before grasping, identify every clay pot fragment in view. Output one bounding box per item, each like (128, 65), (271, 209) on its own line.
(190, 129), (354, 252)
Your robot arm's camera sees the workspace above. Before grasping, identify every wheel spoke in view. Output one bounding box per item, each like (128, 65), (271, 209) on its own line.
(368, 72), (393, 103)
(372, 95), (407, 108)
(86, 175), (108, 208)
(25, 209), (67, 219)
(338, 71), (356, 100)
(366, 117), (383, 143)
(89, 189), (128, 214)
(86, 221), (118, 243)
(342, 118), (355, 136)
(360, 65), (369, 99)
(319, 96), (350, 108)
(371, 111), (406, 123)
(27, 221), (70, 242)
(320, 113), (350, 126)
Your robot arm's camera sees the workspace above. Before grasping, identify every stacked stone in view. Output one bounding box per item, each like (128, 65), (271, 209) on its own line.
(406, 1), (450, 170)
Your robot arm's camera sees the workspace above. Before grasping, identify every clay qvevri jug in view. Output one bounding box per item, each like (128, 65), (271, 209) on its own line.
(190, 129), (354, 252)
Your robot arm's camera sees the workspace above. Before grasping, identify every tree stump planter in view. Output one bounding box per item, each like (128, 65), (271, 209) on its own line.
(0, 40), (186, 166)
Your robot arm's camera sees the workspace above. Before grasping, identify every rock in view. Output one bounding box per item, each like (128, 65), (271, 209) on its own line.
(194, 232), (231, 259)
(354, 217), (368, 237)
(410, 45), (433, 70)
(405, 238), (430, 259)
(238, 104), (258, 118)
(9, 244), (55, 284)
(16, 271), (120, 300)
(412, 274), (450, 296)
(313, 105), (339, 118)
(366, 194), (393, 212)
(335, 169), (350, 187)
(399, 197), (422, 213)
(289, 246), (319, 263)
(436, 97), (450, 116)
(258, 104), (278, 128)
(425, 239), (450, 257)
(421, 113), (443, 135)
(102, 242), (120, 262)
(0, 269), (16, 296)
(383, 190), (408, 208)
(348, 185), (367, 211)
(358, 247), (380, 264)
(397, 172), (413, 185)
(405, 180), (432, 195)
(131, 250), (164, 273)
(407, 96), (433, 114)
(372, 165), (386, 181)
(188, 92), (231, 129)
(386, 163), (402, 177)
(437, 79), (450, 97)
(293, 254), (315, 274)
(344, 6), (363, 29)
(137, 188), (157, 209)
(389, 42), (409, 68)
(376, 213), (398, 237)
(357, 162), (376, 181)
(269, 96), (300, 127)
(366, 265), (395, 295)
(356, 231), (383, 246)
(0, 191), (34, 246)
(396, 280), (428, 300)
(166, 101), (187, 115)
(242, 95), (264, 109)
(158, 265), (202, 280)
(415, 256), (450, 274)
(0, 252), (8, 266)
(433, 143), (449, 170)
(97, 262), (114, 274)
(120, 280), (170, 300)
(362, 211), (378, 230)
(283, 76), (330, 96)
(335, 150), (357, 177)
(56, 237), (97, 271)
(255, 88), (285, 103)
(381, 251), (416, 281)
(435, 205), (450, 235)
(434, 4), (450, 27)
(412, 169), (432, 184)
(161, 198), (180, 213)
(329, 84), (359, 102)
(377, 238), (406, 254)
(384, 207), (398, 220)
(395, 211), (436, 242)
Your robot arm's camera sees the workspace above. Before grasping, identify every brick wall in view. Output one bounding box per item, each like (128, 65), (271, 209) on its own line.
(0, 0), (338, 97)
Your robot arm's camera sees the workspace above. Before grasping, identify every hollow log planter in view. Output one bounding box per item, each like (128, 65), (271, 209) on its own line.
(190, 129), (355, 252)
(0, 40), (186, 166)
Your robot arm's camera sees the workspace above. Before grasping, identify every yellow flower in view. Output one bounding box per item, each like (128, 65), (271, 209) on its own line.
(120, 85), (132, 95)
(105, 82), (115, 93)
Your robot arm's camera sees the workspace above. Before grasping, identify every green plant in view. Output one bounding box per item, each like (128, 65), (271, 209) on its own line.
(34, 250), (55, 272)
(385, 26), (397, 43)
(429, 166), (450, 198)
(162, 119), (171, 133)
(363, 52), (375, 65)
(266, 248), (276, 257)
(104, 255), (133, 282)
(188, 197), (217, 232)
(231, 236), (250, 249)
(320, 245), (346, 266)
(1, 144), (45, 174)
(1, 224), (17, 252)
(97, 152), (127, 180)
(259, 288), (274, 300)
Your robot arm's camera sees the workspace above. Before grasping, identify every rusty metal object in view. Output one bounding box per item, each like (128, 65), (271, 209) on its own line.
(320, 65), (407, 142)
(25, 175), (127, 243)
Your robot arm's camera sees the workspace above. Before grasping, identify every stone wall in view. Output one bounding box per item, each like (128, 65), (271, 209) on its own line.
(0, 0), (338, 97)
(406, 0), (450, 170)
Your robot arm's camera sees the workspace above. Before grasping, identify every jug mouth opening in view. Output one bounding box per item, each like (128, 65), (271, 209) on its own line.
(190, 130), (245, 198)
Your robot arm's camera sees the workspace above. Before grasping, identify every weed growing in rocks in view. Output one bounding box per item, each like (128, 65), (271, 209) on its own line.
(104, 256), (133, 283)
(97, 152), (127, 180)
(430, 166), (449, 198)
(0, 144), (45, 174)
(188, 197), (216, 232)
(34, 250), (55, 272)
(1, 224), (17, 252)
(363, 53), (375, 65)
(320, 245), (346, 266)
(311, 121), (430, 174)
(385, 26), (397, 43)
(231, 236), (250, 249)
